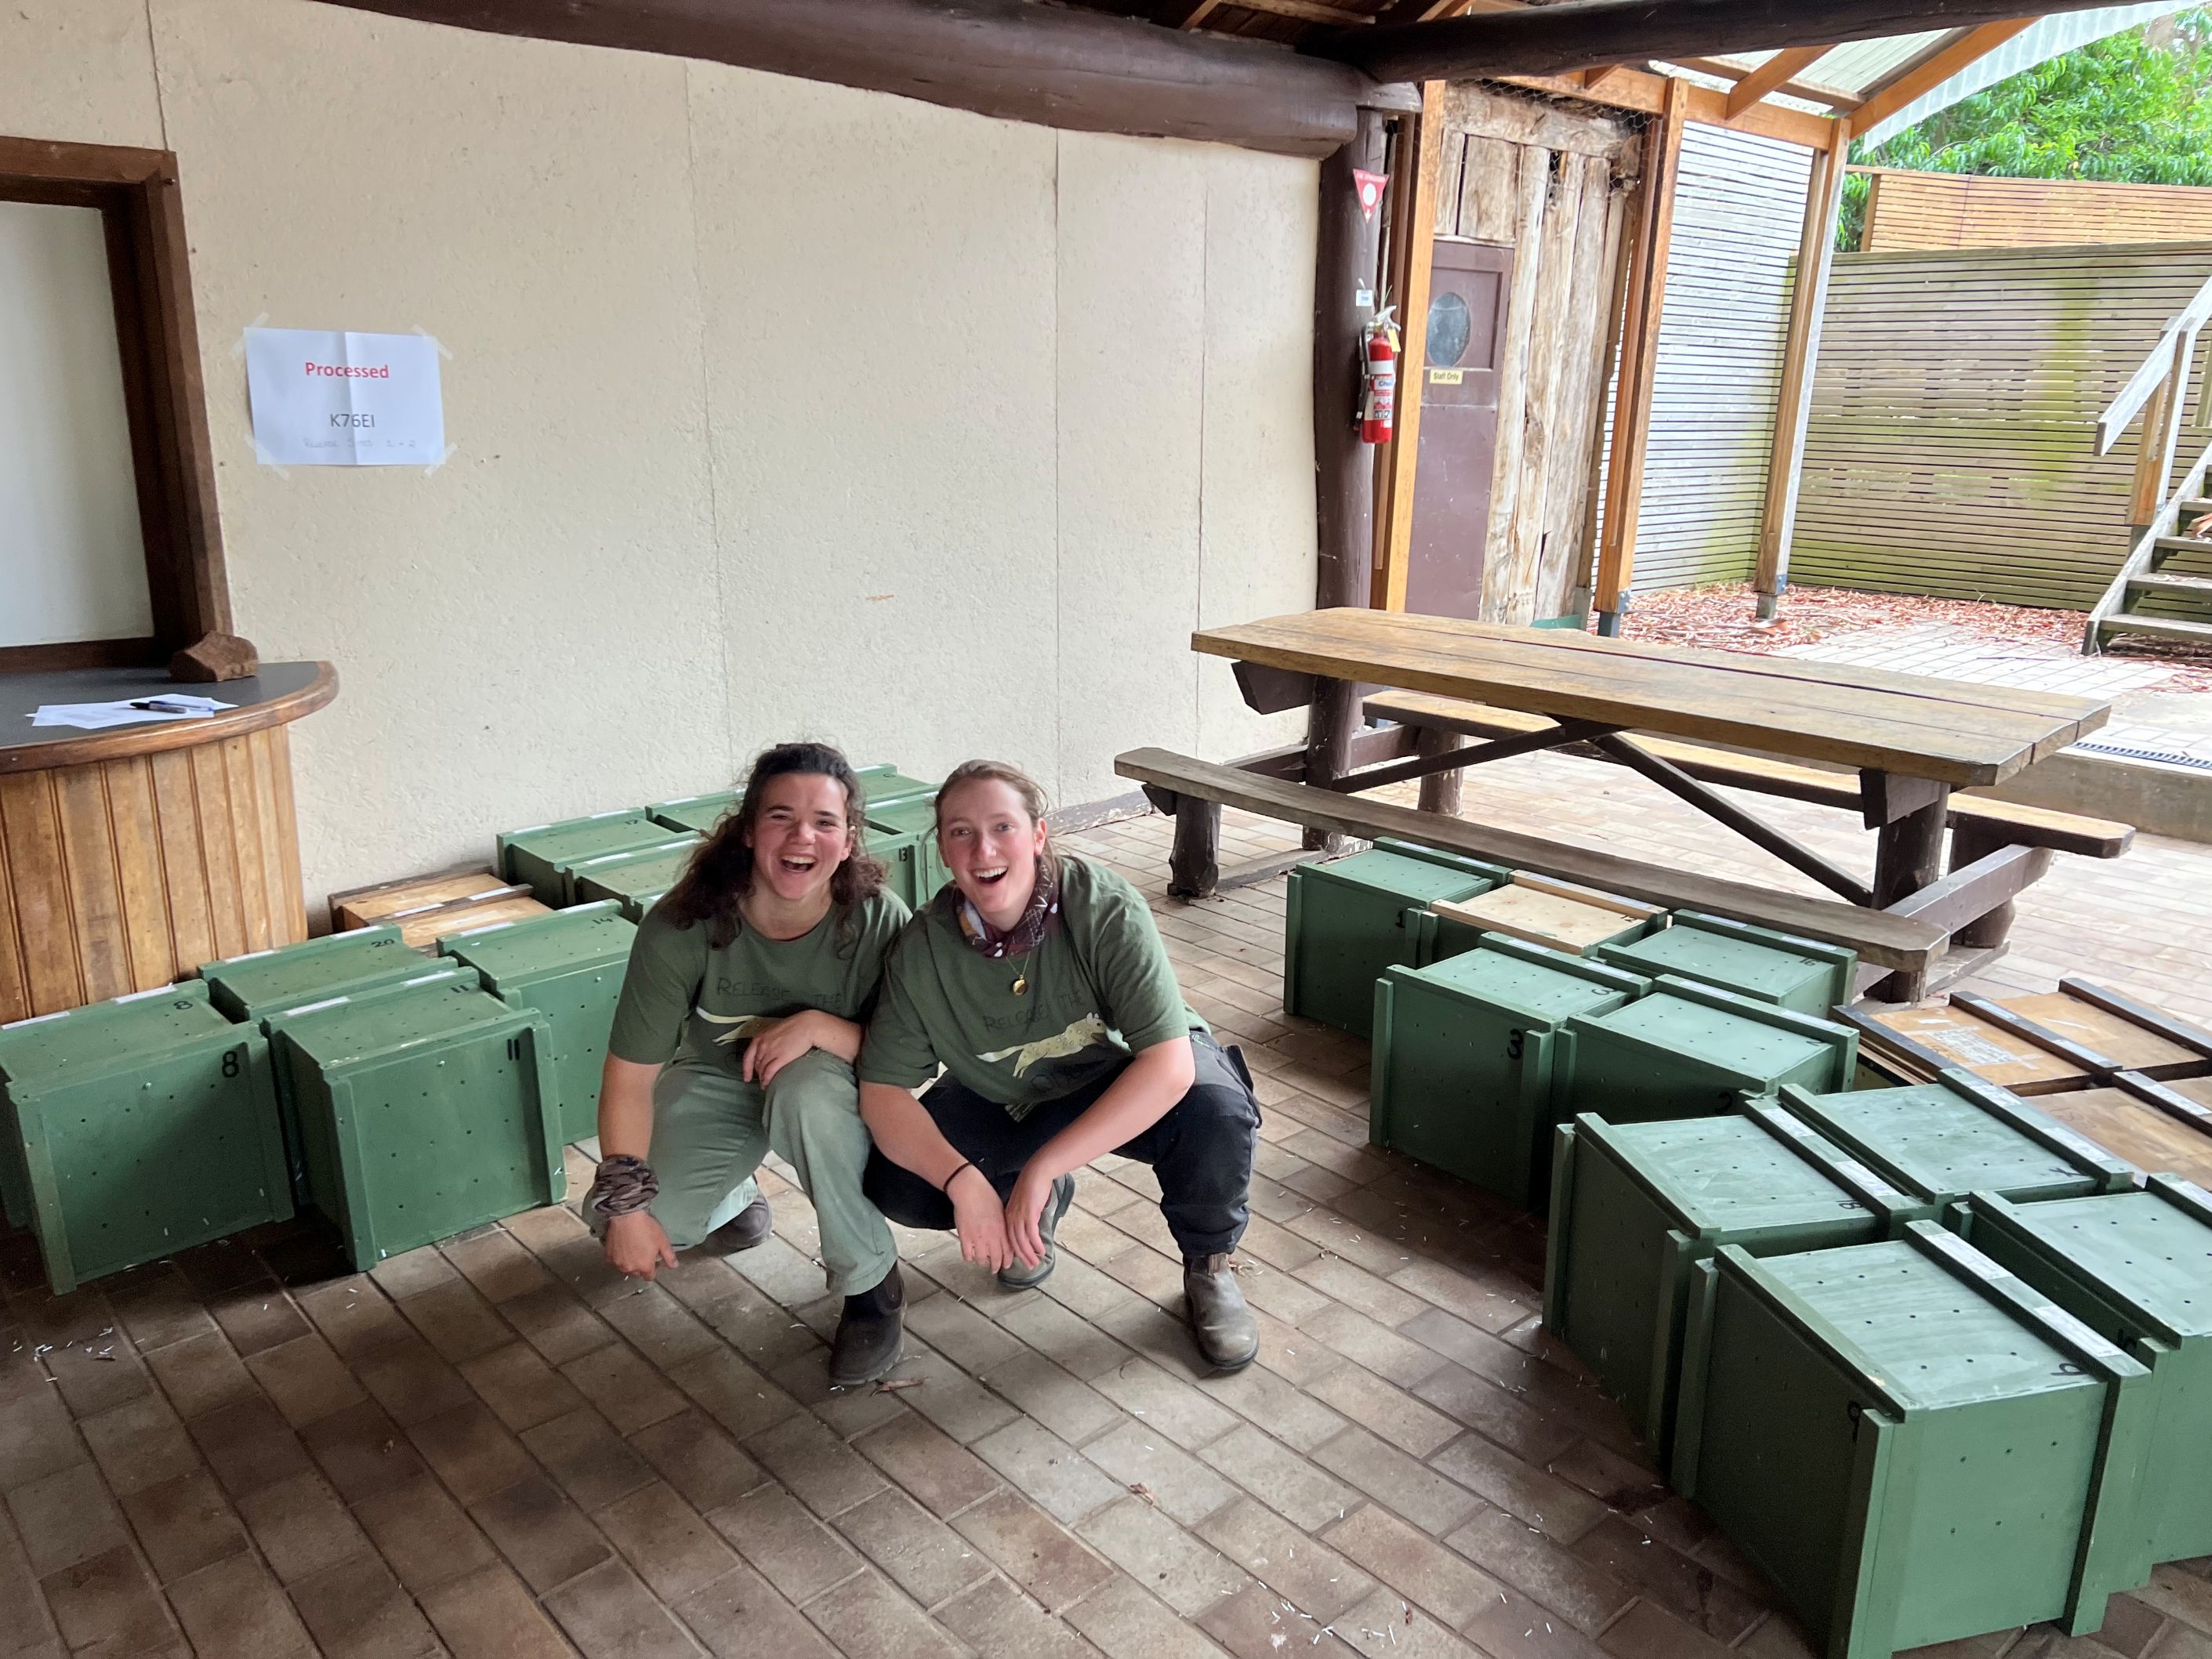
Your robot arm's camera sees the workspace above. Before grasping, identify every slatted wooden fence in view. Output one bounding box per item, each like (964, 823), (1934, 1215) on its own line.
(1859, 168), (2212, 253)
(1789, 241), (2212, 610)
(1625, 124), (1813, 594)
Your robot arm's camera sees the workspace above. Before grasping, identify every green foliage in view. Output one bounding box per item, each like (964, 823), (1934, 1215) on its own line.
(1837, 9), (2212, 248)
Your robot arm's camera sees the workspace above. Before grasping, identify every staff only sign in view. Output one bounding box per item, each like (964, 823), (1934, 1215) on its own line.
(245, 327), (445, 466)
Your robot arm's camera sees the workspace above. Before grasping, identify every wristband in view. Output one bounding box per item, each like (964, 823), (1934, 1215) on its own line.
(941, 1158), (977, 1197)
(591, 1154), (659, 1217)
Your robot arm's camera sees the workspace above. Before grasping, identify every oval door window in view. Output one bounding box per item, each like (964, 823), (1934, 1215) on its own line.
(1427, 291), (1471, 369)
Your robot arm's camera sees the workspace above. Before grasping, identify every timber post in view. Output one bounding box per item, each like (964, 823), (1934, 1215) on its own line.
(1754, 116), (1851, 622)
(1592, 75), (1688, 638)
(1306, 106), (1391, 851)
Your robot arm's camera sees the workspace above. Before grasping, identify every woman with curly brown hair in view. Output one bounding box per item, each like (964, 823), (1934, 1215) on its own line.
(589, 741), (909, 1385)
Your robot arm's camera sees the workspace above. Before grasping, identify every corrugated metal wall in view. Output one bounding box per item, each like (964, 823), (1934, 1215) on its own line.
(1790, 241), (2212, 610)
(1625, 124), (1811, 593)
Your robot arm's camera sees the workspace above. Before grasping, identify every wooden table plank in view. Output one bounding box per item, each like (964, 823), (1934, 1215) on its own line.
(1194, 610), (2104, 785)
(1116, 747), (1946, 969)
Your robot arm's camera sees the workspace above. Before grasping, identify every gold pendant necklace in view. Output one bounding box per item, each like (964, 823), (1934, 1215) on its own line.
(1010, 969), (1028, 996)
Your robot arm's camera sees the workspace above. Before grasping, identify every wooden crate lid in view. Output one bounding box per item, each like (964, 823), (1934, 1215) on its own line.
(409, 895), (553, 951)
(1994, 991), (2206, 1075)
(2036, 1088), (2212, 1191)
(1433, 871), (1662, 953)
(1865, 1003), (2092, 1094)
(329, 867), (510, 932)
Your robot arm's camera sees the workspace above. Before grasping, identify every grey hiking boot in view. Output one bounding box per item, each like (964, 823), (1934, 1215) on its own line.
(1184, 1253), (1258, 1373)
(699, 1197), (773, 1255)
(998, 1174), (1077, 1291)
(829, 1264), (906, 1387)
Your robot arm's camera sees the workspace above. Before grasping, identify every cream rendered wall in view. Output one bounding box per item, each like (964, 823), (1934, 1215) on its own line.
(0, 0), (1318, 906)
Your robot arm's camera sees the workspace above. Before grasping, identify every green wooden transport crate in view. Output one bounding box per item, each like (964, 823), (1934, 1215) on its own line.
(1673, 1223), (2155, 1658)
(1286, 848), (1510, 1038)
(0, 983), (291, 1295)
(868, 797), (952, 913)
(198, 925), (427, 1023)
(1561, 976), (1857, 1124)
(1543, 1103), (1923, 1462)
(1369, 938), (1645, 1207)
(201, 927), (466, 1205)
(647, 791), (738, 834)
(1594, 911), (1855, 1016)
(438, 901), (636, 1145)
(857, 764), (940, 810)
(496, 809), (680, 904)
(263, 969), (564, 1268)
(1776, 1068), (2139, 1211)
(565, 836), (705, 921)
(1952, 1177), (2212, 1569)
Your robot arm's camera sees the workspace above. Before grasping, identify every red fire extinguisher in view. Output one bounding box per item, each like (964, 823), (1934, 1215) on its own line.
(1361, 306), (1398, 445)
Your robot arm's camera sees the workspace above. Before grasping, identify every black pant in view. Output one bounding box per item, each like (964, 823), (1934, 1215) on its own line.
(863, 1033), (1261, 1260)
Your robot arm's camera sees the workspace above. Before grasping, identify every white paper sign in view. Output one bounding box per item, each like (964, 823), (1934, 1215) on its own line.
(245, 327), (445, 466)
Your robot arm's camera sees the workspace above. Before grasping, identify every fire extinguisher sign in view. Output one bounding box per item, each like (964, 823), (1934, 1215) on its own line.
(1352, 169), (1389, 224)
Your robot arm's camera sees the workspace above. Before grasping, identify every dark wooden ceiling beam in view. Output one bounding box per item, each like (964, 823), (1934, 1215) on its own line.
(1311, 0), (2093, 85)
(311, 0), (1413, 160)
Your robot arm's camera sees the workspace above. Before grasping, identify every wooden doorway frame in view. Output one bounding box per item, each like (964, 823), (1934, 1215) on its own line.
(0, 136), (230, 672)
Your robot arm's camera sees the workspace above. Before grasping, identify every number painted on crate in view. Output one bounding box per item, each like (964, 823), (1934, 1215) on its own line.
(1505, 1030), (1525, 1060)
(221, 1049), (243, 1078)
(175, 999), (195, 1011)
(506, 1036), (522, 1061)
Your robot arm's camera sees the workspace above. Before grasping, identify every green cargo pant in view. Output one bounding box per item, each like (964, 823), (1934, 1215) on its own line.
(597, 1048), (895, 1298)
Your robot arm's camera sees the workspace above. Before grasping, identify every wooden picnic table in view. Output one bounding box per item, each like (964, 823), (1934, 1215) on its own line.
(1175, 608), (2114, 995)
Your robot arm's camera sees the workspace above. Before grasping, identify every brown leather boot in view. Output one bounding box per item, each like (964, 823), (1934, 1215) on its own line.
(829, 1264), (906, 1388)
(1184, 1254), (1258, 1374)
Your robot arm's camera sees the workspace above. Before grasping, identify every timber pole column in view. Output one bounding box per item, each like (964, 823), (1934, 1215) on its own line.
(1305, 107), (1390, 850)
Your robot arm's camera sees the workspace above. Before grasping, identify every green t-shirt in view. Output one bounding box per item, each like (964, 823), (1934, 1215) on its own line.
(608, 889), (910, 1076)
(859, 854), (1206, 1118)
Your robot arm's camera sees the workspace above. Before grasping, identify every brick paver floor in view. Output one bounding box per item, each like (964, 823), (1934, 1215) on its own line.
(3, 802), (2208, 1659)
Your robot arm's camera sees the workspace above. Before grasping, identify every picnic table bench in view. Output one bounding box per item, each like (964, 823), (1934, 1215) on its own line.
(1116, 609), (2124, 1002)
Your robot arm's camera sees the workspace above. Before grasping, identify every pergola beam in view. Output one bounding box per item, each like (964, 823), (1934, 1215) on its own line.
(1311, 1), (2103, 85)
(1723, 45), (1842, 114)
(1848, 17), (2037, 133)
(312, 0), (1411, 161)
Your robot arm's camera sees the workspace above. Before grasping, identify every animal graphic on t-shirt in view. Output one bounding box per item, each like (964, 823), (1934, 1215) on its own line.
(695, 1009), (775, 1047)
(979, 1013), (1110, 1078)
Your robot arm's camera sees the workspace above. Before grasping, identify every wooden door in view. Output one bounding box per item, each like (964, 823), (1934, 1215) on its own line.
(1405, 239), (1512, 621)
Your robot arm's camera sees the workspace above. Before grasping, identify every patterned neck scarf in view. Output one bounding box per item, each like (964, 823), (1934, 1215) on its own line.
(957, 856), (1060, 958)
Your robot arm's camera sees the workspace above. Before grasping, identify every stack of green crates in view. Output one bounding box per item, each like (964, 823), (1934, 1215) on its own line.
(647, 791), (737, 835)
(1543, 1101), (1924, 1461)
(565, 836), (705, 920)
(868, 795), (952, 912)
(1561, 976), (1857, 1123)
(1776, 1068), (2139, 1211)
(1672, 1221), (2154, 1658)
(1594, 911), (1855, 1016)
(857, 764), (938, 810)
(200, 927), (455, 1204)
(263, 968), (564, 1268)
(1953, 1177), (2212, 1569)
(647, 764), (937, 839)
(1369, 937), (1644, 1206)
(497, 809), (683, 904)
(439, 901), (636, 1143)
(0, 983), (292, 1295)
(1285, 842), (1512, 1037)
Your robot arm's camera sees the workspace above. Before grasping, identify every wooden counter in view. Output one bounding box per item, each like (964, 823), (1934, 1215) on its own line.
(0, 662), (336, 1023)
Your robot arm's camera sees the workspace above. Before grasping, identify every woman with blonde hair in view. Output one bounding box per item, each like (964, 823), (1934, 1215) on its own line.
(591, 741), (909, 1386)
(858, 760), (1261, 1373)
